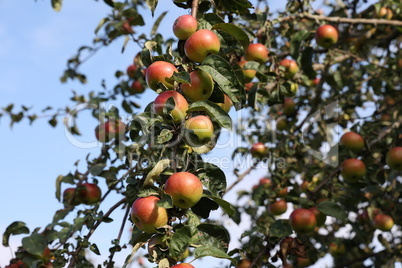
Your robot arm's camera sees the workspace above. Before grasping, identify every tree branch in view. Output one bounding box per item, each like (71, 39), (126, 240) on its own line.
(224, 163), (257, 195)
(191, 0), (199, 18)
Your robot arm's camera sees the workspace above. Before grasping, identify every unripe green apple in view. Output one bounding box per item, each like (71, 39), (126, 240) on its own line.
(95, 120), (126, 143)
(340, 158), (366, 182)
(164, 172), (203, 209)
(236, 259), (252, 268)
(237, 60), (256, 83)
(244, 43), (269, 63)
(127, 65), (137, 78)
(131, 196), (168, 233)
(145, 61), (178, 90)
(283, 98), (296, 116)
(340, 131), (365, 152)
(289, 208), (317, 233)
(184, 115), (214, 146)
(276, 118), (287, 131)
(269, 199), (288, 215)
(182, 70), (214, 102)
(250, 142), (267, 158)
(184, 29), (220, 63)
(279, 59), (299, 79)
(386, 147), (402, 170)
(153, 91), (189, 123)
(315, 25), (338, 48)
(63, 188), (81, 206)
(216, 94), (233, 113)
(308, 207), (326, 226)
(77, 183), (102, 205)
(129, 80), (145, 94)
(171, 264), (194, 268)
(173, 15), (198, 40)
(373, 214), (394, 231)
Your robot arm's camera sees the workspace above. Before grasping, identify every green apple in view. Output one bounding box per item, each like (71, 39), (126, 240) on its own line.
(182, 70), (214, 102)
(183, 115), (214, 146)
(63, 188), (81, 206)
(164, 172), (203, 209)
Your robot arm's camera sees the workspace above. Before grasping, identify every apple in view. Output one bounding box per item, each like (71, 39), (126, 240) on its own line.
(236, 259), (252, 268)
(374, 7), (388, 18)
(276, 118), (287, 131)
(340, 158), (366, 182)
(131, 196), (168, 233)
(340, 131), (365, 152)
(269, 199), (288, 215)
(329, 242), (345, 257)
(385, 8), (393, 20)
(171, 264), (194, 268)
(244, 43), (269, 63)
(77, 183), (102, 205)
(153, 90), (189, 123)
(245, 82), (254, 92)
(289, 208), (317, 233)
(95, 119), (126, 143)
(129, 81), (145, 94)
(279, 59), (299, 79)
(315, 25), (338, 48)
(164, 172), (203, 209)
(145, 61), (178, 90)
(173, 15), (198, 40)
(63, 188), (81, 206)
(276, 187), (288, 197)
(182, 70), (214, 102)
(397, 58), (402, 69)
(184, 29), (220, 63)
(250, 142), (266, 158)
(386, 147), (402, 170)
(183, 115), (214, 146)
(311, 77), (320, 86)
(373, 214), (394, 231)
(283, 98), (296, 116)
(126, 65), (137, 78)
(122, 21), (134, 34)
(237, 60), (257, 83)
(216, 94), (233, 113)
(287, 82), (298, 96)
(308, 207), (326, 226)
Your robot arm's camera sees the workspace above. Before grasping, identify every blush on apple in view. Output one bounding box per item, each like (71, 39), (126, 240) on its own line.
(126, 65), (137, 78)
(76, 183), (102, 205)
(315, 24), (338, 48)
(129, 80), (145, 94)
(340, 131), (365, 152)
(216, 94), (233, 113)
(173, 15), (197, 40)
(289, 208), (317, 233)
(244, 43), (269, 63)
(164, 172), (203, 209)
(250, 142), (266, 158)
(269, 199), (288, 215)
(145, 61), (178, 90)
(153, 90), (189, 123)
(184, 29), (220, 63)
(95, 120), (126, 143)
(171, 264), (195, 268)
(279, 59), (299, 79)
(340, 158), (366, 182)
(373, 214), (394, 231)
(131, 196), (168, 233)
(182, 70), (214, 102)
(386, 147), (402, 170)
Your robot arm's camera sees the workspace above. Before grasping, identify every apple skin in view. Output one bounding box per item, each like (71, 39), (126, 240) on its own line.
(259, 177), (272, 187)
(184, 115), (214, 144)
(182, 70), (214, 102)
(129, 81), (145, 94)
(63, 188), (81, 206)
(173, 15), (198, 40)
(340, 132), (365, 152)
(216, 94), (233, 113)
(184, 29), (220, 63)
(131, 196), (168, 233)
(250, 142), (267, 158)
(245, 82), (254, 92)
(145, 61), (178, 90)
(283, 98), (296, 116)
(308, 207), (326, 226)
(279, 59), (299, 79)
(95, 120), (126, 143)
(340, 158), (366, 182)
(276, 118), (287, 131)
(77, 183), (102, 205)
(289, 208), (317, 233)
(153, 91), (189, 123)
(386, 147), (402, 170)
(236, 259), (252, 268)
(171, 264), (195, 268)
(164, 172), (203, 209)
(315, 25), (338, 48)
(237, 60), (257, 83)
(127, 65), (137, 78)
(244, 43), (269, 63)
(269, 199), (288, 215)
(373, 214), (394, 231)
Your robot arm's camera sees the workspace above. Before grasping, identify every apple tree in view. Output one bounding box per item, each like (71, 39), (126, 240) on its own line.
(2, 0), (402, 267)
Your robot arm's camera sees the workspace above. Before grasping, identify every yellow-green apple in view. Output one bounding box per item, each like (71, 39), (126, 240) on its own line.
(173, 15), (198, 40)
(131, 196), (168, 233)
(340, 158), (366, 182)
(127, 65), (137, 78)
(171, 264), (194, 268)
(250, 142), (267, 158)
(276, 118), (287, 131)
(373, 214), (394, 231)
(183, 115), (214, 146)
(269, 199), (288, 215)
(216, 94), (233, 113)
(308, 207), (326, 226)
(287, 82), (298, 96)
(283, 98), (296, 116)
(129, 81), (145, 94)
(315, 25), (338, 48)
(184, 29), (220, 63)
(279, 59), (299, 79)
(77, 183), (101, 205)
(385, 8), (393, 20)
(145, 61), (178, 90)
(289, 208), (317, 233)
(340, 132), (365, 152)
(237, 60), (257, 83)
(236, 259), (252, 268)
(244, 43), (269, 63)
(63, 188), (81, 206)
(153, 91), (189, 123)
(182, 70), (214, 102)
(95, 119), (126, 143)
(386, 147), (402, 170)
(164, 172), (203, 209)
(374, 7), (388, 18)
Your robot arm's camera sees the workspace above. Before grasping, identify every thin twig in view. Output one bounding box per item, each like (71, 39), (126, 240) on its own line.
(224, 163), (257, 195)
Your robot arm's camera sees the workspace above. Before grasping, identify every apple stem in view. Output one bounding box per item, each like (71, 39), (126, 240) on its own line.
(191, 0), (199, 18)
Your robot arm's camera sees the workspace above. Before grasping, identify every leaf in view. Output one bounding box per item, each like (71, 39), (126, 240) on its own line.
(317, 201), (347, 221)
(22, 233), (46, 257)
(290, 30), (310, 60)
(212, 23), (250, 50)
(90, 163), (107, 176)
(171, 71), (191, 84)
(95, 18), (109, 34)
(157, 193), (173, 209)
(197, 223), (230, 250)
(270, 220), (293, 238)
(51, 0), (62, 12)
(194, 246), (236, 264)
(198, 162), (227, 197)
(169, 226), (192, 258)
(2, 221), (29, 247)
(207, 195), (235, 216)
(157, 129), (174, 144)
(151, 11), (167, 36)
(187, 100), (232, 130)
(146, 0), (159, 16)
(90, 243), (101, 255)
(144, 158), (170, 186)
(300, 46), (316, 79)
(192, 197), (219, 218)
(55, 175), (63, 202)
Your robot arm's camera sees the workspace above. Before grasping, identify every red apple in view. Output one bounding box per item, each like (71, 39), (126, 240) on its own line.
(129, 81), (145, 94)
(245, 82), (254, 92)
(308, 207), (326, 226)
(340, 159), (366, 182)
(237, 60), (257, 83)
(145, 61), (178, 90)
(173, 15), (198, 40)
(276, 187), (288, 197)
(236, 259), (252, 268)
(279, 59), (299, 79)
(184, 29), (220, 63)
(164, 172), (203, 209)
(244, 43), (269, 63)
(171, 264), (194, 268)
(250, 142), (267, 158)
(315, 25), (338, 48)
(131, 196), (168, 233)
(184, 115), (214, 146)
(153, 91), (189, 123)
(259, 177), (272, 187)
(77, 183), (101, 205)
(340, 132), (365, 152)
(289, 208), (317, 233)
(373, 214), (394, 231)
(283, 98), (296, 116)
(216, 94), (233, 113)
(269, 199), (288, 215)
(63, 188), (81, 206)
(122, 21), (134, 34)
(312, 78), (320, 86)
(386, 147), (402, 170)
(126, 65), (137, 78)
(95, 119), (126, 143)
(182, 70), (214, 102)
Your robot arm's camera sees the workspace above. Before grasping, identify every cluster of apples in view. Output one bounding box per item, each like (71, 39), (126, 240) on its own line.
(374, 6), (393, 20)
(63, 183), (102, 206)
(126, 63), (146, 95)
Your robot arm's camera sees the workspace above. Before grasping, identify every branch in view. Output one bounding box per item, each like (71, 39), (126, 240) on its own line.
(191, 0), (199, 18)
(224, 163), (257, 195)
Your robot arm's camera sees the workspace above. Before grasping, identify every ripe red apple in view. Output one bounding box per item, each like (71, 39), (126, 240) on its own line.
(216, 94), (233, 113)
(237, 60), (257, 83)
(63, 188), (81, 206)
(129, 81), (145, 94)
(373, 214), (394, 231)
(308, 207), (326, 226)
(184, 115), (214, 146)
(131, 196), (168, 233)
(269, 199), (288, 215)
(283, 98), (296, 116)
(171, 264), (194, 268)
(145, 61), (178, 90)
(173, 15), (198, 40)
(315, 25), (338, 48)
(311, 77), (320, 86)
(245, 82), (254, 92)
(276, 187), (288, 197)
(121, 21), (134, 34)
(95, 120), (126, 143)
(236, 259), (252, 268)
(250, 142), (267, 158)
(184, 29), (220, 63)
(279, 59), (299, 79)
(164, 172), (203, 209)
(126, 65), (137, 78)
(386, 147), (402, 170)
(340, 131), (365, 152)
(153, 90), (189, 123)
(244, 43), (269, 63)
(340, 158), (366, 182)
(77, 183), (102, 205)
(289, 208), (317, 233)
(182, 70), (214, 102)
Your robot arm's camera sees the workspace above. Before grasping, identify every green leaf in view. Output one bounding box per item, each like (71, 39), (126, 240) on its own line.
(270, 220), (293, 238)
(144, 159), (170, 186)
(194, 246), (236, 264)
(151, 11), (167, 36)
(169, 226), (192, 258)
(317, 201), (347, 221)
(212, 23), (249, 50)
(157, 193), (173, 209)
(191, 197), (219, 218)
(95, 18), (109, 34)
(290, 30), (310, 60)
(187, 100), (232, 130)
(90, 243), (101, 255)
(22, 233), (46, 258)
(146, 0), (159, 16)
(2, 221), (29, 247)
(90, 163), (107, 176)
(198, 162), (227, 197)
(55, 175), (63, 202)
(197, 223), (230, 250)
(300, 46), (316, 79)
(51, 0), (62, 12)
(157, 129), (174, 144)
(207, 195), (235, 216)
(52, 209), (70, 223)
(198, 13), (225, 30)
(171, 71), (191, 84)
